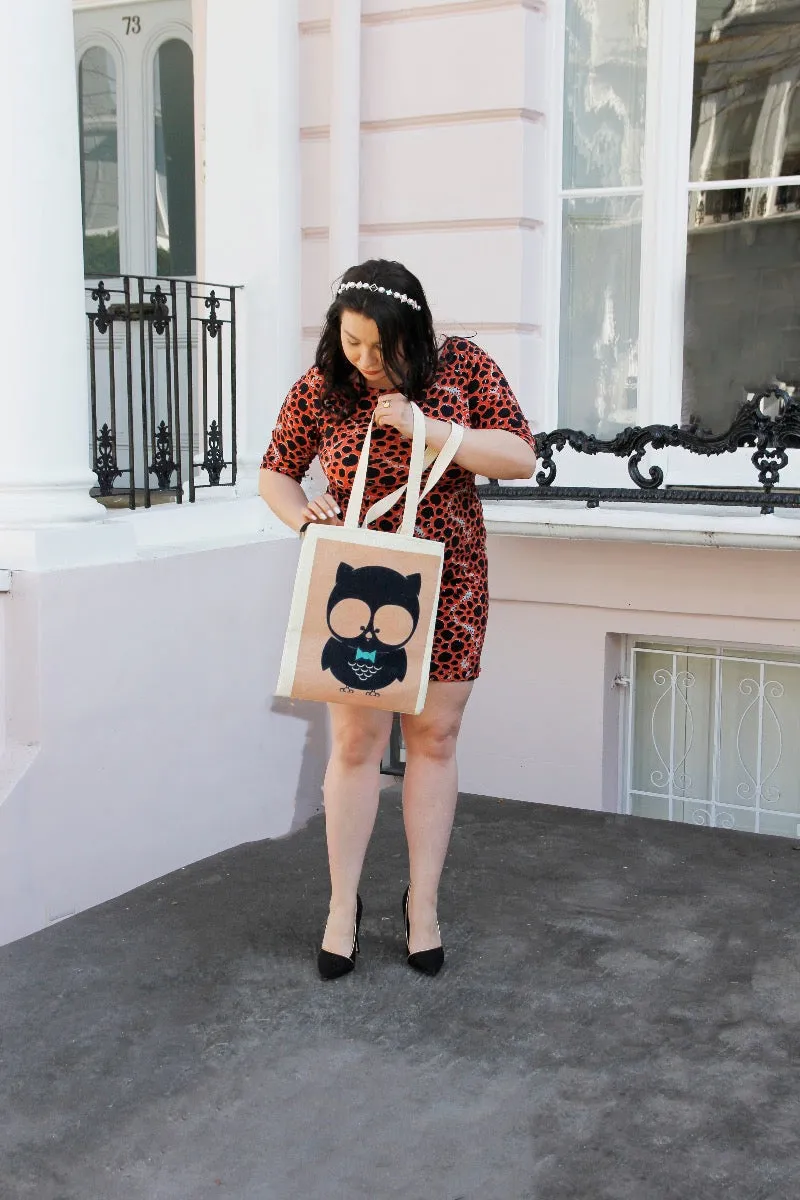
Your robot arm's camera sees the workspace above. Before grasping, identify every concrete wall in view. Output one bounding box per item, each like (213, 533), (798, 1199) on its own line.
(0, 539), (327, 946)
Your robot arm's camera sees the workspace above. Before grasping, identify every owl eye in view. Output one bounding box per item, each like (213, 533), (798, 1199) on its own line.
(372, 604), (415, 648)
(329, 598), (371, 640)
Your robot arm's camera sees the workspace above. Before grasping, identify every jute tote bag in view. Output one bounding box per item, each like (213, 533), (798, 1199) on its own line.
(276, 404), (463, 715)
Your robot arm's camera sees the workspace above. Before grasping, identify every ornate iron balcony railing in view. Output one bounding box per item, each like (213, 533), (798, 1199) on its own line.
(477, 391), (800, 516)
(86, 276), (239, 510)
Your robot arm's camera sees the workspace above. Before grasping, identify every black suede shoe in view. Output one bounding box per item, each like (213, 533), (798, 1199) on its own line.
(402, 884), (444, 976)
(318, 894), (363, 980)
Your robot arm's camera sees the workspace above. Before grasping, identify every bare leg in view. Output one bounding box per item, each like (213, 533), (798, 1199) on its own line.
(400, 681), (474, 953)
(321, 702), (394, 957)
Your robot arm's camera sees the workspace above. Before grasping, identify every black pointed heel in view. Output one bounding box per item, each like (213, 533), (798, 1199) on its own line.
(402, 884), (445, 976)
(318, 894), (363, 980)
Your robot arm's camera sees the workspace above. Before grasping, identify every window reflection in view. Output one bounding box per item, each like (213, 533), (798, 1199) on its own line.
(777, 84), (800, 212)
(562, 0), (649, 189)
(683, 215), (800, 432)
(559, 197), (642, 437)
(684, 2), (800, 431)
(79, 47), (119, 275)
(690, 1), (800, 217)
(154, 39), (196, 275)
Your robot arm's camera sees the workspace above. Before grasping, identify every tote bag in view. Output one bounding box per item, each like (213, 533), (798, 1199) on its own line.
(276, 403), (463, 715)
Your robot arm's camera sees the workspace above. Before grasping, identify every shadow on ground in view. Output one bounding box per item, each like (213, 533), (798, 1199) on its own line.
(1, 790), (799, 1200)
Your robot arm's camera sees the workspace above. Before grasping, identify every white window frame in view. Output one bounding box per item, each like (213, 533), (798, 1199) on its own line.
(543, 0), (800, 494)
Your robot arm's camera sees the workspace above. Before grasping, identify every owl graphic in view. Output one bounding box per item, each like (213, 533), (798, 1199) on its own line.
(321, 562), (421, 695)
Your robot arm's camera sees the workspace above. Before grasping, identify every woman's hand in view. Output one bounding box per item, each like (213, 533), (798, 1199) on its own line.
(301, 492), (343, 527)
(374, 392), (414, 439)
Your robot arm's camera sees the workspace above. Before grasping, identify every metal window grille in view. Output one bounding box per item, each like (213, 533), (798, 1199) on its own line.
(86, 275), (239, 509)
(624, 641), (800, 838)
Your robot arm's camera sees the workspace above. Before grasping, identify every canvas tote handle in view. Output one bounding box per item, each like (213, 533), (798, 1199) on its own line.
(361, 422), (464, 530)
(344, 402), (464, 537)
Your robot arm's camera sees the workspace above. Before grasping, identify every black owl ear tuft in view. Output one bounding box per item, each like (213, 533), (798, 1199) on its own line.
(335, 562), (355, 585)
(405, 573), (422, 597)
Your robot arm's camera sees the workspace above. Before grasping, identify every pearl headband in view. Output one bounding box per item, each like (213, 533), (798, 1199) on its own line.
(337, 280), (421, 312)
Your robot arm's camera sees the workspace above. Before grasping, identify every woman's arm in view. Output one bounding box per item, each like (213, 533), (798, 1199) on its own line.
(374, 398), (536, 480)
(422, 418), (536, 480)
(259, 368), (343, 530)
(259, 469), (342, 531)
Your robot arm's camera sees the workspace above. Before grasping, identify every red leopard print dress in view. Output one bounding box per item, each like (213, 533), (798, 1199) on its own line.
(261, 336), (535, 682)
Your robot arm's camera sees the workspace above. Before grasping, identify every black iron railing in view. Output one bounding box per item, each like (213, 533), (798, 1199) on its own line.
(86, 276), (239, 509)
(477, 390), (800, 516)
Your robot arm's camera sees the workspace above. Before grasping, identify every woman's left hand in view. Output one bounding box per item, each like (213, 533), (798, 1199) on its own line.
(374, 392), (414, 439)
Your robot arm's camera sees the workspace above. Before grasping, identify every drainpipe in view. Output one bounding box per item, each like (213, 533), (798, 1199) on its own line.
(329, 0), (362, 285)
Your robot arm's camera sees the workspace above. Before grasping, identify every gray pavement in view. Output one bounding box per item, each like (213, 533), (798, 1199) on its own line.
(2, 789), (800, 1200)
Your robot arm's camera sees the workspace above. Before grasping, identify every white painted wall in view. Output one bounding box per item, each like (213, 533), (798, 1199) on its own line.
(203, 0), (302, 486)
(458, 534), (800, 809)
(0, 540), (326, 946)
(0, 0), (314, 947)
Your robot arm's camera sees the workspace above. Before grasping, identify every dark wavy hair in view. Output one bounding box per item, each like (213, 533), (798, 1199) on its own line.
(315, 259), (439, 421)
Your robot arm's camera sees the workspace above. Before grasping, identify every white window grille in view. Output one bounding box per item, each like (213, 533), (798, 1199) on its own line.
(624, 640), (800, 838)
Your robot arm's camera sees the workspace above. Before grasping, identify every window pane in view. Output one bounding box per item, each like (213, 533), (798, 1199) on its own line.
(691, 3), (800, 184)
(79, 47), (119, 276)
(154, 39), (196, 275)
(782, 84), (800, 174)
(562, 0), (649, 189)
(559, 196), (642, 435)
(682, 211), (800, 431)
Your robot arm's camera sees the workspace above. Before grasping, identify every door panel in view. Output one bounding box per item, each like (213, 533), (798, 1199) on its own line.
(74, 1), (194, 276)
(76, 3), (197, 498)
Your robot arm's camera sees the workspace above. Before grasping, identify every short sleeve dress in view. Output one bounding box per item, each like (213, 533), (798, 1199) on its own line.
(261, 336), (535, 683)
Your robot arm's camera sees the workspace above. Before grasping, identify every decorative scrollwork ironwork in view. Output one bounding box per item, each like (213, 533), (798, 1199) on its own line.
(150, 285), (170, 335)
(93, 423), (123, 495)
(519, 390), (800, 513)
(149, 420), (177, 490)
(202, 420), (226, 485)
(91, 282), (113, 334)
(204, 289), (222, 338)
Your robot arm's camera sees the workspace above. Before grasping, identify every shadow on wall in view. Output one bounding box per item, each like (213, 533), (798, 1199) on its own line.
(270, 696), (328, 834)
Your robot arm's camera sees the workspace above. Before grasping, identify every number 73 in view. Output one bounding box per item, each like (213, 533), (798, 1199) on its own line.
(123, 15), (141, 35)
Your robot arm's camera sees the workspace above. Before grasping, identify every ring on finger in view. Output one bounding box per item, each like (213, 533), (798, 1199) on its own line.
(382, 398), (391, 409)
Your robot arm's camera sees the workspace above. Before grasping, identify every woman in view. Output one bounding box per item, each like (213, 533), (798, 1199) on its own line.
(260, 259), (536, 979)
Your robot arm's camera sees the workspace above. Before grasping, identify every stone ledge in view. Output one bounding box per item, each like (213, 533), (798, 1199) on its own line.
(483, 500), (800, 551)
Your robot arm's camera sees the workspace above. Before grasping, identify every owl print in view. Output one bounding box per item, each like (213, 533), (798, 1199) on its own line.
(263, 336), (537, 684)
(322, 562), (421, 695)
